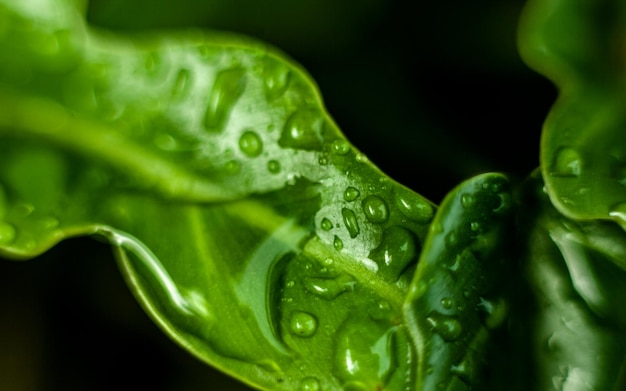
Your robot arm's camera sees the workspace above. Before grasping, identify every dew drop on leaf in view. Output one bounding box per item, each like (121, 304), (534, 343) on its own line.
(341, 208), (360, 238)
(426, 312), (463, 342)
(263, 60), (290, 100)
(331, 139), (350, 155)
(333, 235), (344, 251)
(369, 226), (416, 281)
(440, 298), (453, 310)
(203, 67), (247, 131)
(343, 187), (360, 202)
(224, 160), (241, 175)
(393, 186), (434, 223)
(290, 311), (318, 337)
(550, 147), (581, 177)
(320, 217), (333, 231)
(299, 376), (321, 391)
(171, 68), (190, 98)
(238, 130), (263, 157)
(0, 222), (16, 245)
(362, 195), (389, 224)
(267, 160), (281, 174)
(303, 275), (356, 300)
(279, 110), (323, 150)
(461, 193), (475, 208)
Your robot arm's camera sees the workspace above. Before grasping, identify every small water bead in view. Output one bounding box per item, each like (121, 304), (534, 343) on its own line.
(299, 377), (321, 391)
(204, 67), (247, 131)
(344, 187), (360, 202)
(267, 160), (281, 174)
(239, 130), (263, 157)
(171, 68), (190, 98)
(369, 226), (417, 282)
(0, 222), (16, 245)
(551, 147), (582, 177)
(355, 153), (368, 163)
(394, 187), (434, 223)
(224, 160), (241, 175)
(333, 236), (344, 251)
(470, 221), (481, 232)
(320, 218), (333, 231)
(362, 195), (389, 224)
(318, 155), (329, 165)
(290, 311), (318, 337)
(426, 312), (463, 342)
(341, 208), (360, 238)
(331, 139), (350, 155)
(153, 133), (179, 151)
(461, 193), (475, 208)
(440, 298), (454, 310)
(286, 280), (295, 288)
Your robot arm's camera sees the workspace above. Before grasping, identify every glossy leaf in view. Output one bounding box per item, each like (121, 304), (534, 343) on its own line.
(0, 0), (437, 389)
(520, 0), (626, 229)
(404, 173), (515, 390)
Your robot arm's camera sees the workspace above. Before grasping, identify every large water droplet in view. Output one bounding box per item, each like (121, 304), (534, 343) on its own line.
(333, 318), (397, 387)
(426, 312), (462, 342)
(267, 160), (281, 174)
(369, 226), (417, 281)
(0, 222), (16, 245)
(394, 187), (434, 223)
(551, 147), (581, 177)
(204, 68), (247, 131)
(303, 274), (356, 300)
(344, 187), (360, 202)
(279, 110), (323, 150)
(341, 208), (360, 238)
(299, 377), (321, 391)
(331, 139), (350, 155)
(239, 130), (263, 157)
(264, 60), (290, 100)
(172, 68), (190, 98)
(290, 311), (318, 337)
(362, 195), (389, 224)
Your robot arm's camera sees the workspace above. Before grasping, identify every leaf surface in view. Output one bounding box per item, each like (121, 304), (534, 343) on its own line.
(0, 0), (437, 389)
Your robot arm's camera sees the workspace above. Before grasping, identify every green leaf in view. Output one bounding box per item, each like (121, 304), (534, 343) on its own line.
(403, 173), (516, 390)
(519, 0), (626, 228)
(0, 0), (437, 389)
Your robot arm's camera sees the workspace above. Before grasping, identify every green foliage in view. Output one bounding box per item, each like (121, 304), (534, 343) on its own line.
(1, 0), (625, 390)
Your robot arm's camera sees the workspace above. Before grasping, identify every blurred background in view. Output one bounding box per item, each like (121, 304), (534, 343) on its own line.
(0, 0), (556, 389)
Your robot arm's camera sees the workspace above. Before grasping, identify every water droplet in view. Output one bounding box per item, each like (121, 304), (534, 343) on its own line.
(279, 110), (323, 150)
(551, 147), (581, 177)
(333, 236), (344, 251)
(362, 195), (389, 224)
(470, 221), (481, 232)
(320, 218), (333, 231)
(369, 226), (417, 281)
(154, 133), (179, 151)
(318, 155), (329, 165)
(304, 274), (356, 300)
(286, 280), (295, 288)
(290, 311), (318, 337)
(440, 298), (453, 309)
(331, 139), (350, 155)
(355, 153), (368, 163)
(343, 187), (360, 202)
(14, 203), (34, 217)
(267, 160), (281, 174)
(300, 377), (321, 391)
(264, 60), (290, 100)
(0, 222), (16, 245)
(171, 68), (190, 98)
(239, 130), (263, 157)
(333, 318), (397, 386)
(204, 68), (247, 131)
(426, 312), (462, 342)
(225, 160), (241, 175)
(341, 208), (360, 238)
(394, 187), (434, 223)
(461, 193), (475, 208)
(40, 217), (60, 230)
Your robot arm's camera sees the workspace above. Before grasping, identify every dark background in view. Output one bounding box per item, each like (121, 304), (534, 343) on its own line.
(0, 0), (556, 390)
